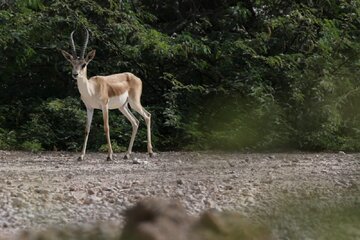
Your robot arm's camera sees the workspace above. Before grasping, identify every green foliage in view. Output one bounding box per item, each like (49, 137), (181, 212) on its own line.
(20, 97), (85, 150)
(0, 0), (359, 151)
(21, 140), (43, 152)
(98, 141), (126, 153)
(0, 129), (16, 150)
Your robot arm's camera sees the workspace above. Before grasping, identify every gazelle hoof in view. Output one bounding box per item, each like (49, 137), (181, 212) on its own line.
(149, 152), (156, 158)
(124, 154), (131, 160)
(77, 156), (83, 161)
(106, 156), (113, 161)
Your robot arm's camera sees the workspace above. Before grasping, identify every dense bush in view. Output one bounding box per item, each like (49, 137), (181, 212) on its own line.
(19, 97), (85, 150)
(0, 0), (359, 151)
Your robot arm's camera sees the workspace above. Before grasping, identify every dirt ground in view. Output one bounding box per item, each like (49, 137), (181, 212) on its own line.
(0, 151), (359, 239)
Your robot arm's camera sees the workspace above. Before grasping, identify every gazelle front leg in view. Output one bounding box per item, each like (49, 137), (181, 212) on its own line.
(78, 108), (94, 161)
(102, 103), (113, 161)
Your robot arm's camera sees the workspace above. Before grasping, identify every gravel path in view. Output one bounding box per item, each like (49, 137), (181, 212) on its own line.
(0, 151), (359, 238)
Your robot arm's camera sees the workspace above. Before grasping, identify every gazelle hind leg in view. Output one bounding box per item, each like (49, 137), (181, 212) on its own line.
(119, 103), (139, 159)
(128, 100), (154, 157)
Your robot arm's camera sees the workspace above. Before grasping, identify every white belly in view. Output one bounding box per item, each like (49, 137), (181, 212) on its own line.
(81, 92), (128, 110)
(108, 92), (128, 109)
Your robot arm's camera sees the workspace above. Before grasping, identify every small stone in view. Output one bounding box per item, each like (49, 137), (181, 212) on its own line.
(63, 193), (77, 203)
(177, 179), (184, 185)
(87, 189), (95, 195)
(335, 180), (343, 187)
(241, 189), (251, 196)
(227, 160), (235, 167)
(53, 194), (63, 201)
(261, 176), (273, 184)
(83, 197), (93, 205)
(229, 174), (238, 179)
(69, 186), (75, 191)
(245, 196), (255, 205)
(102, 187), (112, 191)
(175, 189), (183, 196)
(97, 189), (104, 197)
(6, 180), (11, 185)
(34, 189), (48, 194)
(10, 192), (18, 197)
(12, 198), (27, 208)
(132, 180), (140, 185)
(203, 199), (217, 208)
(132, 159), (141, 164)
(17, 192), (26, 199)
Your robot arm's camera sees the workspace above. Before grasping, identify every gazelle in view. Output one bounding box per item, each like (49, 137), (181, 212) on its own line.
(61, 29), (154, 161)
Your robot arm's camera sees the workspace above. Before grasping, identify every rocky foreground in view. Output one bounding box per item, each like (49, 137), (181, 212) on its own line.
(0, 151), (359, 239)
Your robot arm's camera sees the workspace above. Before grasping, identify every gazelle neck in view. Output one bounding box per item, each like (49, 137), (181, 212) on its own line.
(76, 68), (93, 96)
(77, 66), (88, 81)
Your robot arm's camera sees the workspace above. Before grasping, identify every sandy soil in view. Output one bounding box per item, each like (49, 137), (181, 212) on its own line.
(0, 151), (359, 238)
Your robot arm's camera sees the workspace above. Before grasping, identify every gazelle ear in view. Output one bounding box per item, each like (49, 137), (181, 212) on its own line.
(61, 50), (74, 62)
(85, 50), (96, 63)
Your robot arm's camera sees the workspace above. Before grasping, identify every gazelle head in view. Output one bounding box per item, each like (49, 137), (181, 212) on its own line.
(61, 28), (96, 79)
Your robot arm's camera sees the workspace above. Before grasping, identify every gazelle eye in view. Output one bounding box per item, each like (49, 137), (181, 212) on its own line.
(81, 63), (86, 69)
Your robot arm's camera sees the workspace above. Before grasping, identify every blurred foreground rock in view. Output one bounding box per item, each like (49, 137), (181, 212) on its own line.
(120, 198), (195, 240)
(16, 198), (271, 240)
(122, 198), (270, 240)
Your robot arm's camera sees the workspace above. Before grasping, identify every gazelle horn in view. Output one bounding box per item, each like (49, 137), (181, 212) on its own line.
(70, 30), (77, 57)
(80, 28), (89, 59)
